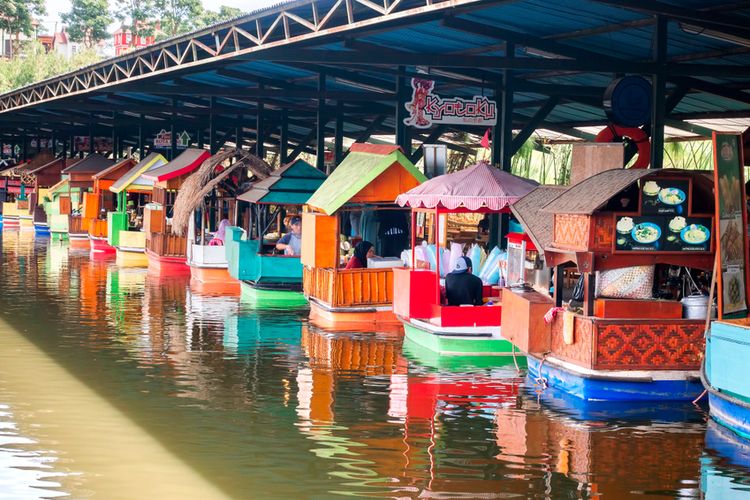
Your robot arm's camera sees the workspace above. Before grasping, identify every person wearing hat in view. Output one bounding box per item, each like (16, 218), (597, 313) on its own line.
(276, 216), (303, 256)
(445, 255), (483, 306)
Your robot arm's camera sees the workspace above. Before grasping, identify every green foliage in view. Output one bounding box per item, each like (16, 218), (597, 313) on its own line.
(195, 6), (244, 29)
(0, 41), (101, 93)
(114, 0), (157, 40)
(155, 0), (203, 38)
(0, 0), (45, 36)
(62, 0), (112, 47)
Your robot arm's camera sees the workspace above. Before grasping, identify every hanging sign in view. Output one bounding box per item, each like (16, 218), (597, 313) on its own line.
(403, 78), (497, 129)
(154, 129), (172, 149)
(73, 136), (112, 152)
(713, 132), (749, 318)
(2, 144), (11, 155)
(176, 130), (191, 149)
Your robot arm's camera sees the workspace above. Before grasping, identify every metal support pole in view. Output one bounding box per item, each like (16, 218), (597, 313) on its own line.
(491, 82), (502, 165)
(22, 134), (27, 161)
(50, 131), (56, 157)
(111, 111), (117, 158)
(396, 67), (410, 152)
(88, 114), (94, 155)
(499, 42), (515, 171)
(170, 100), (177, 161)
(335, 101), (344, 165)
(236, 114), (243, 151)
(650, 15), (667, 169)
(316, 73), (326, 171)
(138, 114), (145, 159)
(256, 86), (265, 159)
(197, 128), (203, 149)
(280, 109), (288, 165)
(209, 96), (217, 154)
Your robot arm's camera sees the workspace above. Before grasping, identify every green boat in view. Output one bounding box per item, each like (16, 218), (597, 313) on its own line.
(239, 280), (309, 309)
(402, 335), (525, 371)
(402, 318), (519, 357)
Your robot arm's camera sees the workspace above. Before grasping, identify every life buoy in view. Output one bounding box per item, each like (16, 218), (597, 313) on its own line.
(595, 124), (651, 169)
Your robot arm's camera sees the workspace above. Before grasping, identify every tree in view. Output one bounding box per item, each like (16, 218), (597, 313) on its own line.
(61, 0), (112, 48)
(0, 0), (45, 37)
(155, 0), (203, 38)
(195, 5), (244, 29)
(114, 0), (157, 44)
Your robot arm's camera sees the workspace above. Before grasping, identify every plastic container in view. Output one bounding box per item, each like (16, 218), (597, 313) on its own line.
(681, 294), (713, 319)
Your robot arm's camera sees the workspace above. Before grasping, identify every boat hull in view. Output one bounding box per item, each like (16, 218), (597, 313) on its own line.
(115, 248), (149, 267)
(189, 264), (235, 283)
(308, 298), (401, 331)
(402, 319), (516, 357)
(527, 354), (702, 401)
(89, 235), (115, 253)
(19, 216), (33, 231)
(146, 249), (189, 275)
(708, 391), (750, 441)
(240, 280), (308, 309)
(33, 223), (50, 236)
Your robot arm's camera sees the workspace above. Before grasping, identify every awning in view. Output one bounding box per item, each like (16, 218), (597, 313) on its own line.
(109, 153), (168, 194)
(237, 159), (326, 205)
(142, 148), (211, 183)
(510, 186), (567, 254)
(396, 161), (538, 210)
(61, 153), (114, 174)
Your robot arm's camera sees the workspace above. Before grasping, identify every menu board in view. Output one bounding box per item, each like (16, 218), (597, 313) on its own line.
(615, 216), (712, 252)
(713, 132), (749, 318)
(641, 179), (689, 215)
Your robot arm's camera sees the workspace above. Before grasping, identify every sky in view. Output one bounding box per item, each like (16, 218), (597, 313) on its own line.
(40, 0), (275, 34)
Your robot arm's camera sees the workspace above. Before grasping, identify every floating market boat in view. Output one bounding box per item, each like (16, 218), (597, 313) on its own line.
(170, 148), (266, 286)
(393, 161), (537, 357)
(302, 144), (426, 329)
(228, 158), (326, 307)
(141, 148), (210, 274)
(21, 155), (77, 232)
(518, 168), (715, 401)
(47, 153), (115, 240)
(1, 152), (54, 230)
(82, 158), (138, 253)
(107, 152), (169, 266)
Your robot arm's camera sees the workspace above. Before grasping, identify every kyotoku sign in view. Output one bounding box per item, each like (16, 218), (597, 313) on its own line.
(403, 78), (497, 129)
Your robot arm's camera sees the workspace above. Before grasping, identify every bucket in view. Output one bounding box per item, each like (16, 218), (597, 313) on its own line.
(681, 294), (714, 319)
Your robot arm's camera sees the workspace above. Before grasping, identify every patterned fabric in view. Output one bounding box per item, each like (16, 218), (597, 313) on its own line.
(595, 265), (654, 300)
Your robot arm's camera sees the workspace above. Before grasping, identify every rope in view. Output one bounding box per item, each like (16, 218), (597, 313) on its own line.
(534, 352), (549, 390)
(692, 389), (707, 405)
(511, 342), (520, 374)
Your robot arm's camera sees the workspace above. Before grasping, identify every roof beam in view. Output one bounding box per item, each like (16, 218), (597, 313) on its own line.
(511, 96), (561, 153)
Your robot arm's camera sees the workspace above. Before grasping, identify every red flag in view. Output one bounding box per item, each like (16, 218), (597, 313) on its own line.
(480, 128), (491, 149)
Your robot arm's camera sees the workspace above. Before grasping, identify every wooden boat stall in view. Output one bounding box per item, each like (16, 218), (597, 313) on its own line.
(1, 151), (54, 229)
(392, 161), (537, 357)
(228, 159), (326, 307)
(48, 154), (115, 240)
(520, 168), (715, 401)
(18, 155), (77, 231)
(82, 158), (138, 252)
(107, 152), (169, 266)
(302, 143), (426, 329)
(169, 148), (265, 284)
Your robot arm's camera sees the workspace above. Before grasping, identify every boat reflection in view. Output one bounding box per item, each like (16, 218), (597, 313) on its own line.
(702, 420), (750, 498)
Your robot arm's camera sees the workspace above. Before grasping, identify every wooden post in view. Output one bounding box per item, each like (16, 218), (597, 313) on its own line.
(554, 265), (564, 307)
(583, 272), (596, 316)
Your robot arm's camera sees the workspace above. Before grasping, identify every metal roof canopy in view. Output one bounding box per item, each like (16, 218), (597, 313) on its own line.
(1, 0), (750, 167)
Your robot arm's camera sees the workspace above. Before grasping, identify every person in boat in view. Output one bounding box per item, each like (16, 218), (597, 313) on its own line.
(276, 216), (302, 255)
(209, 219), (231, 246)
(345, 240), (375, 269)
(445, 256), (483, 306)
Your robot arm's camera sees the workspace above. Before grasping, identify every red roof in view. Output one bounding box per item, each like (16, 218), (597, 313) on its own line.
(142, 148), (210, 182)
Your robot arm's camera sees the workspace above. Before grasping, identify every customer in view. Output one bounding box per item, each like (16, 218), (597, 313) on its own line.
(345, 240), (375, 269)
(445, 256), (483, 306)
(276, 216), (302, 255)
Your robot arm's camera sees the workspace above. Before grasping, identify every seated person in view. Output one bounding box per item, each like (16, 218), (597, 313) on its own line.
(345, 240), (375, 269)
(209, 219), (231, 246)
(445, 256), (483, 306)
(275, 216), (302, 255)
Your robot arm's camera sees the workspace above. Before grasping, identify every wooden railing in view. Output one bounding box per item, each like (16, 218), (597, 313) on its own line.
(303, 266), (394, 308)
(89, 218), (107, 238)
(146, 232), (187, 257)
(69, 215), (86, 234)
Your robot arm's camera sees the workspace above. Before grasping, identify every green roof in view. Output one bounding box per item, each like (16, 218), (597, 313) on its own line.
(306, 148), (425, 215)
(237, 159), (326, 205)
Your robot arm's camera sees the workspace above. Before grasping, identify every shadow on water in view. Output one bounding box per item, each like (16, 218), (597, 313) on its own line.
(1, 231), (745, 498)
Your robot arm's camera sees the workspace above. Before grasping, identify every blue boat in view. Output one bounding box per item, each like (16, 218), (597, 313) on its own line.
(703, 320), (750, 440)
(702, 420), (750, 498)
(527, 354), (703, 402)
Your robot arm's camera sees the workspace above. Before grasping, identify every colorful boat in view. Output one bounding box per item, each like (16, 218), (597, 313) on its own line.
(228, 158), (327, 307)
(48, 153), (115, 240)
(516, 169), (715, 401)
(82, 158), (138, 253)
(704, 319), (750, 440)
(169, 148), (261, 286)
(19, 155), (78, 231)
(302, 143), (426, 329)
(107, 153), (168, 266)
(393, 161), (537, 356)
(141, 148), (210, 274)
(1, 152), (54, 230)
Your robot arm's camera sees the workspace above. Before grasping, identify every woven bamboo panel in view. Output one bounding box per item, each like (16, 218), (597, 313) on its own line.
(591, 214), (614, 251)
(334, 268), (393, 307)
(550, 314), (594, 369)
(553, 214), (591, 251)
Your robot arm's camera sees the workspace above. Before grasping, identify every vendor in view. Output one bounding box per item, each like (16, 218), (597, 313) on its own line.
(276, 216), (302, 255)
(345, 240), (375, 269)
(445, 256), (483, 306)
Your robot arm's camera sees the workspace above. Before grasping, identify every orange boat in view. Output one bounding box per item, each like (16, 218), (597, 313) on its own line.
(302, 143), (426, 330)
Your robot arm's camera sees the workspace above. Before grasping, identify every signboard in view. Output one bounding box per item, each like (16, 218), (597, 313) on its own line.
(74, 136), (113, 152)
(403, 78), (497, 129)
(615, 215), (712, 252)
(154, 129), (171, 149)
(2, 144), (11, 155)
(641, 178), (689, 215)
(176, 130), (191, 149)
(713, 132), (749, 318)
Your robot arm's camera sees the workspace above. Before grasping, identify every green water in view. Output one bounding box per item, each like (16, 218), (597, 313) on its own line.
(0, 231), (747, 498)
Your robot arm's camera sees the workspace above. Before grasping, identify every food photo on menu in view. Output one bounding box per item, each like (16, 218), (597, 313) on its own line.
(615, 215), (711, 252)
(641, 179), (689, 215)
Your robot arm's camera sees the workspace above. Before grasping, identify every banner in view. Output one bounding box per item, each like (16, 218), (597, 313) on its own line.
(403, 78), (497, 129)
(713, 132), (749, 318)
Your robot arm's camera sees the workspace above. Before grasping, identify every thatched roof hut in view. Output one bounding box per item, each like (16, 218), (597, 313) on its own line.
(171, 148), (273, 236)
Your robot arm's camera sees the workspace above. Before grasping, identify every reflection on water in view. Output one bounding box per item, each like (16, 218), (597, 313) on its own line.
(0, 230), (750, 498)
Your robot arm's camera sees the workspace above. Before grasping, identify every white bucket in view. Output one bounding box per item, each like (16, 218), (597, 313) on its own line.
(681, 294), (713, 319)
